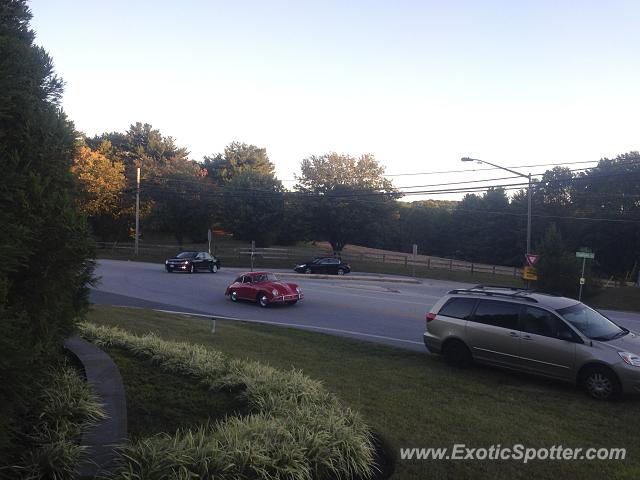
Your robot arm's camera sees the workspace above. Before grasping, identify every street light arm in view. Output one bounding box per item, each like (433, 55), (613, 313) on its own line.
(462, 156), (533, 267)
(461, 157), (529, 179)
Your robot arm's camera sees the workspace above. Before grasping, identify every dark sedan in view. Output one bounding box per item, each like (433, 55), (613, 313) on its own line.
(165, 251), (221, 273)
(294, 257), (351, 275)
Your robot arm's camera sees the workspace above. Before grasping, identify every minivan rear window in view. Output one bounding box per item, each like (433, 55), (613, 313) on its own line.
(438, 298), (477, 320)
(472, 300), (520, 329)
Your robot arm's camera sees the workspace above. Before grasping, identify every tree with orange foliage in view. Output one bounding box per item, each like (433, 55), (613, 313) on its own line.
(71, 145), (126, 217)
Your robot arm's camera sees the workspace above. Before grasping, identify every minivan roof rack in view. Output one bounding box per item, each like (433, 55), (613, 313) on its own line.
(447, 286), (538, 303)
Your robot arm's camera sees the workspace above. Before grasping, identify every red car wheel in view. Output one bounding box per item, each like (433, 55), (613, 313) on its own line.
(258, 293), (269, 308)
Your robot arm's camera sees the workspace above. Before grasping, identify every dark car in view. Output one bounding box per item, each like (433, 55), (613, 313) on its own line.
(165, 251), (221, 273)
(225, 271), (303, 307)
(294, 257), (351, 275)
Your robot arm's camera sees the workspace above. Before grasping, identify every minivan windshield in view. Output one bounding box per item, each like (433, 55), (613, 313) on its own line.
(557, 303), (626, 341)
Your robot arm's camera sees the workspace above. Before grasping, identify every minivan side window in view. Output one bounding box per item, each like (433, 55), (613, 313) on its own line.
(438, 298), (477, 320)
(521, 306), (575, 340)
(472, 300), (520, 329)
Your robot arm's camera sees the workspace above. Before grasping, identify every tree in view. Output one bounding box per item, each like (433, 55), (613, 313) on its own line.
(295, 153), (400, 252)
(535, 224), (580, 297)
(71, 145), (126, 217)
(147, 161), (213, 245)
(572, 152), (640, 278)
(447, 188), (520, 265)
(203, 141), (275, 185)
(222, 170), (284, 245)
(87, 124), (215, 242)
(0, 0), (94, 460)
(386, 200), (454, 256)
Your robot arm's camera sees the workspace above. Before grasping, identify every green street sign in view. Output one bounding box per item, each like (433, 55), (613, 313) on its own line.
(576, 251), (595, 259)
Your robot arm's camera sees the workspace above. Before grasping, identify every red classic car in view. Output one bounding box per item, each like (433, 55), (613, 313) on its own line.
(225, 271), (303, 307)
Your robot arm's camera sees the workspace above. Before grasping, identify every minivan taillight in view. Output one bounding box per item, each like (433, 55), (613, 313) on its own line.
(426, 312), (436, 322)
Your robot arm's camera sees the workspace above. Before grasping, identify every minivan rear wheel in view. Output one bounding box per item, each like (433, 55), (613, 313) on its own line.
(581, 366), (621, 400)
(442, 339), (472, 368)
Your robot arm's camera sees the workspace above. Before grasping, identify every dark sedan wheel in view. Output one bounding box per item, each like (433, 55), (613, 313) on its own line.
(230, 291), (238, 302)
(582, 366), (621, 400)
(305, 268), (312, 274)
(337, 268), (345, 275)
(258, 294), (269, 308)
(188, 264), (194, 273)
(166, 266), (173, 273)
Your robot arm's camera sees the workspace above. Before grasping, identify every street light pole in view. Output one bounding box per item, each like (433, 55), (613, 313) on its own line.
(461, 157), (533, 276)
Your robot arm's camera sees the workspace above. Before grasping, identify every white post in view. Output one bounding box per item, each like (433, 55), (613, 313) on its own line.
(412, 244), (417, 278)
(578, 257), (586, 301)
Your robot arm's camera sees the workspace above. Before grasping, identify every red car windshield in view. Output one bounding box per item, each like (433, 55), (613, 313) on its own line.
(254, 273), (278, 283)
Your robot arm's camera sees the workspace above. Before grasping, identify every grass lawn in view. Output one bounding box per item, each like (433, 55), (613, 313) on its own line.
(88, 305), (639, 480)
(588, 287), (640, 313)
(106, 346), (248, 439)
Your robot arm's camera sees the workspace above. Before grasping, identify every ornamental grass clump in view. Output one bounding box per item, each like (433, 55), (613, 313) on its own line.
(80, 322), (376, 479)
(11, 362), (106, 480)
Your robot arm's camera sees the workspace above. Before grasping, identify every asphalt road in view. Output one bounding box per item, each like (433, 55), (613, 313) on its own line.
(91, 260), (640, 351)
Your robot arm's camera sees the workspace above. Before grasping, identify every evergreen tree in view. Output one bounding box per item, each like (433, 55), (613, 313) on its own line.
(0, 0), (94, 458)
(535, 224), (580, 297)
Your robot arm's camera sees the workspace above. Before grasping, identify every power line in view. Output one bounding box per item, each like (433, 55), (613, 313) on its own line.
(134, 167), (640, 201)
(447, 207), (640, 224)
(130, 158), (640, 195)
(276, 160), (602, 181)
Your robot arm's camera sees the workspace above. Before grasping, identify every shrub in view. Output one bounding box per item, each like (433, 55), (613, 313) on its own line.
(80, 323), (376, 479)
(7, 361), (106, 480)
(0, 0), (95, 461)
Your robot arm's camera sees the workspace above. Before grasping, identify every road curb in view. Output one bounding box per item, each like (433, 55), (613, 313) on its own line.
(64, 336), (127, 479)
(277, 272), (422, 284)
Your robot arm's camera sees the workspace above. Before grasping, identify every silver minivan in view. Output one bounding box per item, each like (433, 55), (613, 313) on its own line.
(423, 286), (640, 400)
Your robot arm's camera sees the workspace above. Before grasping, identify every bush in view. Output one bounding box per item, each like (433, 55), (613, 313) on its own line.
(6, 361), (106, 480)
(0, 0), (95, 464)
(80, 323), (376, 479)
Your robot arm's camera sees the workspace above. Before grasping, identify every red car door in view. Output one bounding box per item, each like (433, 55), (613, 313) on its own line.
(239, 275), (254, 299)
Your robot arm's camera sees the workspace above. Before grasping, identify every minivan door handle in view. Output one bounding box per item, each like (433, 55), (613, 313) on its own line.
(522, 334), (533, 341)
(508, 331), (519, 337)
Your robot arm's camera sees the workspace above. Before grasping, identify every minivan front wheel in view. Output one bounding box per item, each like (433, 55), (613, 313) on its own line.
(581, 366), (621, 400)
(442, 339), (472, 368)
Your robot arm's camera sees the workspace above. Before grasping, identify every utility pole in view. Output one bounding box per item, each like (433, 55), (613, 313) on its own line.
(526, 173), (532, 256)
(135, 167), (140, 256)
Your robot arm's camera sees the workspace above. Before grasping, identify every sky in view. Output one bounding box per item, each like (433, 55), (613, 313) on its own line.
(29, 0), (640, 198)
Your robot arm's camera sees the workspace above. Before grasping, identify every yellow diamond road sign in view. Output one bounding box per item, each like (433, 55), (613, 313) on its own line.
(523, 266), (538, 281)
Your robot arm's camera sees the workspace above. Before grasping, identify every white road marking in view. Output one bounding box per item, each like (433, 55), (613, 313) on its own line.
(152, 308), (425, 345)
